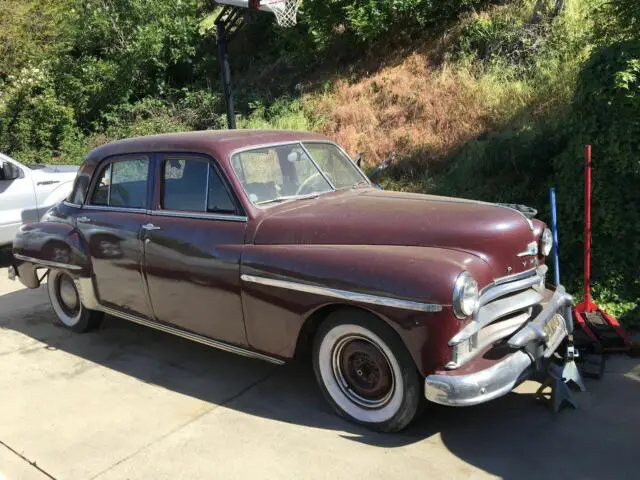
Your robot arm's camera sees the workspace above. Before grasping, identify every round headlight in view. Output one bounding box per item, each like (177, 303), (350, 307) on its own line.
(540, 228), (553, 256)
(453, 272), (479, 319)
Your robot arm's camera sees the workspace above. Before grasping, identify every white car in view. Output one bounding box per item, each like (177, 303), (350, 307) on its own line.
(0, 153), (78, 247)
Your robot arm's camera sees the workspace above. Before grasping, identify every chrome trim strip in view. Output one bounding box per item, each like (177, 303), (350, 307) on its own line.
(450, 289), (543, 345)
(492, 265), (544, 287)
(80, 205), (248, 222)
(72, 276), (284, 364)
(13, 253), (83, 271)
(62, 200), (81, 208)
(100, 306), (285, 365)
(83, 205), (148, 214)
(479, 273), (543, 307)
(150, 210), (248, 222)
(516, 241), (538, 257)
(241, 274), (442, 313)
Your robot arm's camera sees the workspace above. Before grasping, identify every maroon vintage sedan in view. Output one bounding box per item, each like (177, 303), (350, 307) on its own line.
(9, 130), (572, 432)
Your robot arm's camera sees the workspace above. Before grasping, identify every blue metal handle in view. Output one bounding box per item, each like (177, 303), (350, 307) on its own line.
(550, 187), (560, 286)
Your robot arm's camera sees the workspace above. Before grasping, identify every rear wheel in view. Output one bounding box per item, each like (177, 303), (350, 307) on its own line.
(47, 270), (103, 333)
(312, 309), (422, 432)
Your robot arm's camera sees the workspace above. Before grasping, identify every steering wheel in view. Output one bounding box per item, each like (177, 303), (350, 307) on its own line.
(296, 172), (334, 196)
(110, 184), (129, 207)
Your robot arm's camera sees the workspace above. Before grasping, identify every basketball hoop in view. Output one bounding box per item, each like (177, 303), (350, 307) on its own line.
(215, 0), (301, 28)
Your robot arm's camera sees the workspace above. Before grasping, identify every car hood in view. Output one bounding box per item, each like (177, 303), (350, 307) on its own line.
(31, 165), (78, 182)
(253, 189), (544, 280)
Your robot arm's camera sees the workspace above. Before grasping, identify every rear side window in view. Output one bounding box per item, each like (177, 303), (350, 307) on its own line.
(161, 157), (237, 214)
(90, 158), (149, 209)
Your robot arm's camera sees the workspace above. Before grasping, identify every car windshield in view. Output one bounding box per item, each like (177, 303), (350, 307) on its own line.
(230, 142), (368, 206)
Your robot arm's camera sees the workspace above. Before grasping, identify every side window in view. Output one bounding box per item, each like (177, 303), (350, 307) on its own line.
(162, 157), (236, 214)
(90, 158), (149, 209)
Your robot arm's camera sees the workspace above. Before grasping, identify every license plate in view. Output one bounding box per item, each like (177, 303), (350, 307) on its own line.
(543, 314), (566, 356)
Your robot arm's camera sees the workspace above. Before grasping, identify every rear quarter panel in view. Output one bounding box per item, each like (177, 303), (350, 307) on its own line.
(13, 204), (90, 287)
(240, 244), (493, 375)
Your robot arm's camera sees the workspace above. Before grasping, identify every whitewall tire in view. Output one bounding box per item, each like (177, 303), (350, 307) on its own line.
(47, 270), (103, 333)
(312, 309), (422, 432)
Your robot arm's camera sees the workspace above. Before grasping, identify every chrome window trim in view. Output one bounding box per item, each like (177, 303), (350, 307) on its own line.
(150, 210), (248, 222)
(229, 141), (310, 157)
(83, 205), (148, 214)
(62, 200), (81, 208)
(229, 141), (373, 208)
(13, 253), (82, 271)
(204, 161), (211, 211)
(301, 141), (370, 185)
(298, 142), (336, 190)
(157, 153), (246, 218)
(106, 162), (113, 206)
(241, 274), (442, 313)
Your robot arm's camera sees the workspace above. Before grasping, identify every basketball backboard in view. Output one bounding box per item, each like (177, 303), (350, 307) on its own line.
(214, 0), (301, 28)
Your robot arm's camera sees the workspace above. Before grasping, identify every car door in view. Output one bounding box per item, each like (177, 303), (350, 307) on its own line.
(75, 155), (154, 319)
(0, 158), (38, 246)
(143, 153), (248, 346)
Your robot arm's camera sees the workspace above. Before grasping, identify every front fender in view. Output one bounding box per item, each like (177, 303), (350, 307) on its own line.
(12, 222), (90, 288)
(239, 244), (493, 374)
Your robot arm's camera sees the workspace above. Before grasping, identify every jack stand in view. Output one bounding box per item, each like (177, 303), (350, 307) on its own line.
(535, 337), (586, 412)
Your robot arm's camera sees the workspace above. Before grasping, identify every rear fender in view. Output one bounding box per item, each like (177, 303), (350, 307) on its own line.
(12, 222), (90, 288)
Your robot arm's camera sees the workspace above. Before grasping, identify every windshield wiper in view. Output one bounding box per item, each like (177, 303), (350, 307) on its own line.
(256, 193), (320, 206)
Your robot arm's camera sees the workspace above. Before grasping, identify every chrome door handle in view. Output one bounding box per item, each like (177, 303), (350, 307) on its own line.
(77, 216), (92, 223)
(142, 223), (161, 231)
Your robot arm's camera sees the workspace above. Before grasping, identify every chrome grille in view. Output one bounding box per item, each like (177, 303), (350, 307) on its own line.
(447, 266), (547, 369)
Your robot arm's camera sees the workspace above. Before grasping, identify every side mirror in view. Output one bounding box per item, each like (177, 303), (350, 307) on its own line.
(0, 161), (23, 181)
(355, 153), (363, 167)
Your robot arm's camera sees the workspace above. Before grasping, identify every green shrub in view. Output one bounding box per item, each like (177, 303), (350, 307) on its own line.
(237, 97), (316, 130)
(552, 40), (640, 325)
(0, 67), (79, 163)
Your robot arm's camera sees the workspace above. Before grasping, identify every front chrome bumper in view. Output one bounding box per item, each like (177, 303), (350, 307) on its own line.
(425, 285), (573, 407)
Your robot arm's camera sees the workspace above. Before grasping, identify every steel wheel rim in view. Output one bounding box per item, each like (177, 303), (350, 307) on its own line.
(331, 334), (395, 409)
(56, 273), (80, 319)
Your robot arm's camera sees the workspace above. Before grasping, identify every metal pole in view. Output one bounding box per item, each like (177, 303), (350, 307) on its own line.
(584, 145), (591, 306)
(217, 21), (236, 130)
(550, 187), (560, 286)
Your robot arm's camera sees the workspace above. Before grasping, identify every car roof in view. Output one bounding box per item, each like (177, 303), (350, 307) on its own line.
(85, 130), (331, 166)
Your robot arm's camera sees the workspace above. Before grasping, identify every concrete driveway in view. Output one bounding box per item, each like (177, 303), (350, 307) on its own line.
(1, 266), (639, 480)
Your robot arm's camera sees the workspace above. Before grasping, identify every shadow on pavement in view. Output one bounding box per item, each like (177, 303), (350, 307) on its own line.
(0, 247), (13, 268)
(2, 285), (639, 479)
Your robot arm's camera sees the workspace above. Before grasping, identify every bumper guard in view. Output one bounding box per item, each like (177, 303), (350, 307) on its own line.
(425, 285), (572, 407)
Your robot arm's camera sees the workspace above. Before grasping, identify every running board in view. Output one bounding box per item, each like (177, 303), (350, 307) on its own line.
(100, 306), (285, 365)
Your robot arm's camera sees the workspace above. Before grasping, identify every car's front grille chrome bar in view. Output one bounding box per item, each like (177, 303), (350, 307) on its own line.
(447, 265), (548, 369)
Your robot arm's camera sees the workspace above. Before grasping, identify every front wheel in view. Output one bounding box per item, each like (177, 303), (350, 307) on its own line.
(47, 270), (103, 333)
(312, 309), (422, 432)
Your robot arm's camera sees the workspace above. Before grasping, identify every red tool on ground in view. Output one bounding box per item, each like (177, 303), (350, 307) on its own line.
(573, 145), (634, 353)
